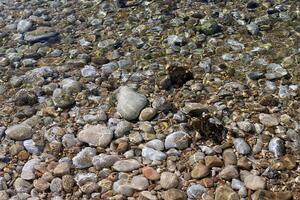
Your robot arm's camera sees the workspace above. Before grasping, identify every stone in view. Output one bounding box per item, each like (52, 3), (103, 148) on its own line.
(78, 124), (113, 147)
(244, 175), (266, 190)
(205, 156), (223, 168)
(231, 179), (244, 190)
(33, 178), (50, 192)
(0, 191), (9, 200)
(247, 23), (259, 35)
(265, 63), (288, 80)
(21, 158), (40, 180)
(60, 78), (81, 94)
(17, 19), (32, 33)
(237, 157), (252, 170)
(80, 182), (100, 194)
(112, 159), (141, 172)
(81, 65), (96, 77)
(113, 179), (134, 197)
(62, 175), (75, 193)
(145, 139), (164, 151)
(160, 172), (178, 189)
(259, 114), (279, 127)
(139, 107), (157, 121)
(115, 120), (132, 138)
(139, 191), (158, 200)
(24, 27), (59, 43)
(92, 154), (120, 170)
(187, 184), (207, 199)
(72, 147), (96, 169)
(52, 88), (75, 108)
(5, 123), (33, 141)
(162, 189), (187, 200)
(53, 162), (71, 176)
(237, 121), (253, 132)
(251, 190), (293, 200)
(130, 175), (149, 191)
(215, 185), (239, 200)
(142, 147), (166, 161)
(233, 138), (251, 155)
(223, 149), (237, 166)
(23, 139), (41, 155)
(165, 131), (190, 150)
(50, 178), (63, 192)
(191, 163), (210, 179)
(219, 165), (239, 181)
(142, 166), (160, 180)
(15, 89), (37, 106)
(14, 178), (33, 193)
(268, 137), (285, 157)
(116, 86), (148, 120)
(196, 19), (222, 35)
(74, 173), (97, 186)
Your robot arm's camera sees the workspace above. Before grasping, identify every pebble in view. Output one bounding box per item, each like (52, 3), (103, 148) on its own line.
(222, 149), (237, 166)
(72, 147), (96, 169)
(21, 158), (40, 180)
(233, 138), (251, 155)
(116, 86), (148, 120)
(77, 124), (113, 147)
(53, 162), (71, 176)
(24, 26), (59, 43)
(139, 107), (157, 121)
(259, 114), (279, 127)
(142, 147), (166, 161)
(139, 191), (158, 200)
(145, 139), (164, 151)
(17, 19), (33, 33)
(142, 166), (160, 180)
(244, 174), (266, 190)
(112, 159), (141, 172)
(130, 175), (149, 191)
(5, 123), (33, 141)
(191, 163), (210, 179)
(187, 184), (207, 199)
(237, 121), (253, 132)
(14, 178), (32, 193)
(268, 137), (285, 157)
(92, 154), (120, 170)
(114, 120), (132, 138)
(219, 165), (239, 181)
(215, 185), (239, 200)
(165, 131), (190, 150)
(160, 172), (178, 189)
(23, 139), (41, 155)
(162, 188), (187, 200)
(50, 178), (63, 192)
(205, 156), (223, 168)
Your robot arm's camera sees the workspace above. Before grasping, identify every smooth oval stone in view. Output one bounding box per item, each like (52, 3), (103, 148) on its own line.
(5, 123), (33, 141)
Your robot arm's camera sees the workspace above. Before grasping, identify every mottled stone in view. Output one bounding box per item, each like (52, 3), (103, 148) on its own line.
(78, 124), (113, 147)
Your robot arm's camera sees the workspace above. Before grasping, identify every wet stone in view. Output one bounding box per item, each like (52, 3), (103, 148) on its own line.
(24, 27), (59, 43)
(116, 86), (148, 120)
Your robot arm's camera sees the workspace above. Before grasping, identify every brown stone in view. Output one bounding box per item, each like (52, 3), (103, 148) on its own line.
(191, 163), (210, 179)
(33, 178), (50, 192)
(162, 189), (187, 200)
(142, 166), (160, 181)
(17, 150), (30, 160)
(222, 149), (237, 166)
(237, 157), (252, 170)
(252, 190), (292, 200)
(215, 185), (239, 200)
(200, 178), (214, 188)
(53, 162), (71, 176)
(205, 156), (223, 168)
